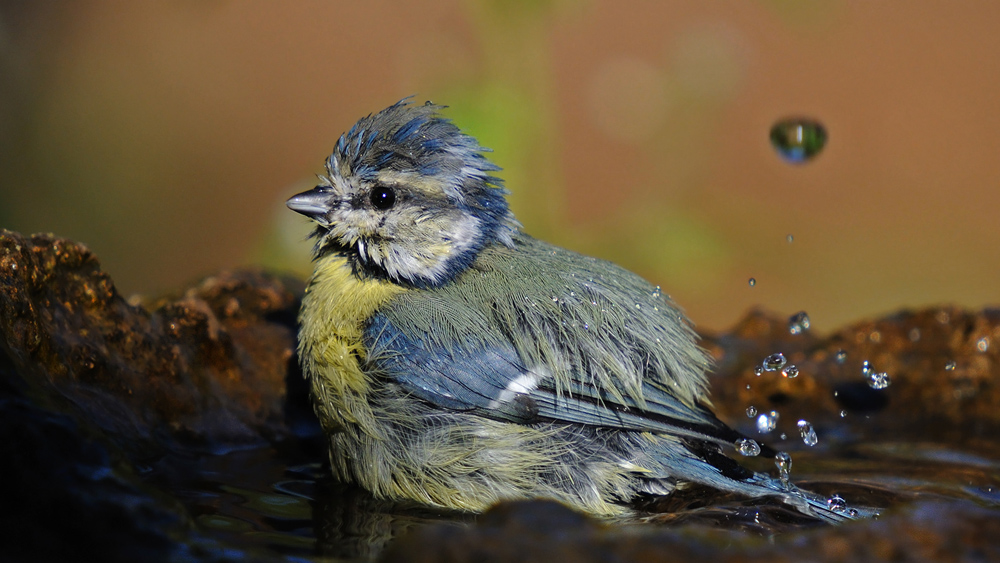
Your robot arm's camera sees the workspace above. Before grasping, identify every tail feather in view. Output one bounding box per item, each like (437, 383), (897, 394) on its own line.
(741, 473), (880, 523)
(645, 441), (880, 523)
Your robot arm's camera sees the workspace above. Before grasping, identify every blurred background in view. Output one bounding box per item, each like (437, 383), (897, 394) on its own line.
(2, 1), (998, 332)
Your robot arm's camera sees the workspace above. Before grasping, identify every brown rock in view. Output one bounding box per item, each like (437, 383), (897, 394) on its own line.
(2, 229), (999, 561)
(0, 229), (303, 453)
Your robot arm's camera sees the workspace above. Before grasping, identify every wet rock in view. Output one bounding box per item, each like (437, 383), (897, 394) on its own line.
(1, 229), (999, 561)
(0, 229), (306, 454)
(381, 497), (1000, 563)
(0, 230), (314, 562)
(703, 307), (1000, 444)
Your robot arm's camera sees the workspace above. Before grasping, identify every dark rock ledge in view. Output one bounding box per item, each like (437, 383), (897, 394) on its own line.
(1, 229), (998, 562)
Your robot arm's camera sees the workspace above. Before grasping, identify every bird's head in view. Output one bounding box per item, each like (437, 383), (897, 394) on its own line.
(287, 99), (520, 288)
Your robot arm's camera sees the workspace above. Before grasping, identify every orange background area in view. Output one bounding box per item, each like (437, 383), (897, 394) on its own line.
(2, 1), (998, 332)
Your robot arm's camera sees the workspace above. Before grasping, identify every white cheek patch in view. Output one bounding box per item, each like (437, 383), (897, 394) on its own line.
(383, 211), (482, 285)
(488, 368), (546, 410)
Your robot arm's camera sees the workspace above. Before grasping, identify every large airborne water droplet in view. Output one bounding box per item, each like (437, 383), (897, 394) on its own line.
(770, 118), (827, 163)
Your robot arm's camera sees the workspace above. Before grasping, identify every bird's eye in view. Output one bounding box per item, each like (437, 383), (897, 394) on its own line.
(370, 185), (396, 210)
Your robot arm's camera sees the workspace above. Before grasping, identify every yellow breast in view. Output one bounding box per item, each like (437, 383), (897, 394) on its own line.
(298, 253), (406, 431)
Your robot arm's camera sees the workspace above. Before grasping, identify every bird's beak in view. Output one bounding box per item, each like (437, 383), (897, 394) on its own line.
(287, 187), (334, 222)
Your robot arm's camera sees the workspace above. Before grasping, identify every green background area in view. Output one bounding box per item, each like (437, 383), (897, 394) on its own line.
(2, 1), (998, 331)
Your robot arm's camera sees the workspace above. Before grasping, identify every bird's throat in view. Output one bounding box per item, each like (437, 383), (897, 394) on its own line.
(298, 253), (406, 402)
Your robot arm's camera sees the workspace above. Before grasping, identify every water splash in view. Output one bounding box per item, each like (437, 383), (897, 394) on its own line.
(867, 371), (891, 390)
(787, 311), (811, 335)
(736, 438), (761, 457)
(862, 360), (891, 389)
(826, 494), (847, 513)
(756, 411), (779, 434)
(762, 353), (787, 372)
(797, 420), (818, 446)
(774, 451), (792, 485)
(834, 349), (847, 364)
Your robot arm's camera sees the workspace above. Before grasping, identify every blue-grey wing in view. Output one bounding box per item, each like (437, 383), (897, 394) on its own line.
(363, 313), (750, 450)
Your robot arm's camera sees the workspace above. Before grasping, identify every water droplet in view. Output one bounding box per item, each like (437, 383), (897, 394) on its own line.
(748, 277), (756, 287)
(756, 411), (779, 434)
(762, 353), (787, 372)
(780, 433), (787, 440)
(839, 410), (847, 418)
(977, 337), (989, 352)
(788, 311), (811, 335)
(847, 508), (859, 518)
(786, 234), (794, 243)
(797, 420), (818, 446)
(745, 384), (751, 390)
(775, 451), (792, 484)
(652, 285), (662, 299)
(909, 328), (921, 342)
(945, 360), (957, 371)
(551, 297), (560, 303)
(826, 494), (847, 513)
(781, 364), (799, 379)
(861, 360), (874, 376)
(770, 118), (827, 163)
(867, 371), (891, 390)
(834, 349), (847, 364)
(746, 406), (758, 418)
(634, 303), (642, 310)
(736, 438), (761, 457)
(753, 366), (764, 377)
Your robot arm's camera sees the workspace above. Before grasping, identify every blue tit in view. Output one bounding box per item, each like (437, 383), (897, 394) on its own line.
(287, 99), (860, 522)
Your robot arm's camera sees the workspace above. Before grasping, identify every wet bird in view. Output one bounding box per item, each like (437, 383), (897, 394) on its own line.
(288, 99), (858, 521)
